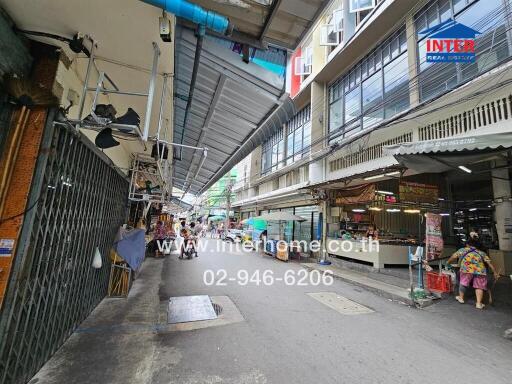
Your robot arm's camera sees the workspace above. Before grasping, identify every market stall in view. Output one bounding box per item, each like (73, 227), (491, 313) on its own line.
(255, 212), (306, 262)
(326, 180), (455, 269)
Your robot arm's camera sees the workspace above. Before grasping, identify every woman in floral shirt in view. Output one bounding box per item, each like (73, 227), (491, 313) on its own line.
(447, 236), (499, 309)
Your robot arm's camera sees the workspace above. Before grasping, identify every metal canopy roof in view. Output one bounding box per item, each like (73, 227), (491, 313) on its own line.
(190, 0), (328, 49)
(173, 26), (295, 195)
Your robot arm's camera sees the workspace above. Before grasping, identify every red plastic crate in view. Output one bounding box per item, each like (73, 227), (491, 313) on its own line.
(426, 272), (453, 293)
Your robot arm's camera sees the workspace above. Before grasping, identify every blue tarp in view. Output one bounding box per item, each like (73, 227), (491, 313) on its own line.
(113, 227), (146, 271)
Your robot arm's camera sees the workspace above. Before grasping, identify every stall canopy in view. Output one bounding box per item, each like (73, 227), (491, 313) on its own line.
(173, 26), (296, 196)
(384, 132), (512, 173)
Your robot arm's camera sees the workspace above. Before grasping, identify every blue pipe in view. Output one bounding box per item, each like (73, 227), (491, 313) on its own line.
(140, 0), (232, 35)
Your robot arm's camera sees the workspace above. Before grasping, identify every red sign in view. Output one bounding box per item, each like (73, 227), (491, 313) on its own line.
(425, 213), (444, 261)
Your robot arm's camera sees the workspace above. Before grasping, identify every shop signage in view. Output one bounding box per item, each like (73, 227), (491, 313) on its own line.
(419, 19), (481, 63)
(399, 182), (438, 204)
(0, 239), (15, 257)
(425, 213), (444, 261)
(333, 184), (375, 206)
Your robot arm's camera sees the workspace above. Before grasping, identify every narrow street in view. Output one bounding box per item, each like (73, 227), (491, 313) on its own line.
(30, 239), (512, 384)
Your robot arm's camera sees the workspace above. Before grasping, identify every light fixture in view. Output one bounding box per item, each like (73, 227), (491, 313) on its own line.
(352, 209), (366, 213)
(458, 165), (472, 173)
(469, 208), (478, 212)
(404, 209), (421, 214)
(385, 171), (401, 176)
(376, 190), (394, 195)
(364, 174), (384, 181)
(440, 213), (450, 216)
(369, 207), (382, 211)
(438, 198), (445, 201)
(386, 208), (401, 213)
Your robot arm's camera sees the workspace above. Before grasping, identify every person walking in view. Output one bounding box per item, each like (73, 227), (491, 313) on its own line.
(447, 236), (499, 309)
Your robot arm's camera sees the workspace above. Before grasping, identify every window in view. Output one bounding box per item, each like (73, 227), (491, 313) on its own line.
(261, 127), (284, 176)
(350, 0), (376, 13)
(384, 51), (410, 118)
(328, 26), (409, 142)
(415, 0), (509, 101)
(362, 70), (383, 129)
(285, 105), (311, 164)
(320, 24), (340, 46)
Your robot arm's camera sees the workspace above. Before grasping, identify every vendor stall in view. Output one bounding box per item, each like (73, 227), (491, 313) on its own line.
(326, 179), (455, 269)
(256, 212), (306, 262)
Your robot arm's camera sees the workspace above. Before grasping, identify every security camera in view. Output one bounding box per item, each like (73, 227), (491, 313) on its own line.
(159, 13), (172, 42)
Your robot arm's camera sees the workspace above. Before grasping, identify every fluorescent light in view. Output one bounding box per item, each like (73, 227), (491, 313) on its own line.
(352, 209), (366, 213)
(458, 165), (472, 173)
(364, 174), (384, 181)
(440, 213), (450, 216)
(368, 207), (382, 211)
(469, 208), (477, 212)
(404, 209), (421, 214)
(438, 198), (445, 201)
(386, 208), (401, 213)
(376, 190), (394, 195)
(385, 171), (401, 176)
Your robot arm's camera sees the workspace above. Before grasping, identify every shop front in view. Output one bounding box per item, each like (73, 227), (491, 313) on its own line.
(326, 175), (457, 269)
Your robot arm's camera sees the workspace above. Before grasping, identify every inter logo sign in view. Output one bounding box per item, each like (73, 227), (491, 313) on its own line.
(420, 19), (481, 63)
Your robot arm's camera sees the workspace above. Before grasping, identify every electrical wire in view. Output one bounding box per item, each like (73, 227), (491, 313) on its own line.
(0, 196), (41, 224)
(285, 3), (512, 165)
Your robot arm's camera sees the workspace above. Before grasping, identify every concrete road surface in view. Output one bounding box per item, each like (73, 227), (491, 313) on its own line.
(30, 239), (512, 384)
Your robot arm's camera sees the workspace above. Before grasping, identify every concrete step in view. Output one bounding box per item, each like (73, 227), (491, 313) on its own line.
(301, 263), (418, 306)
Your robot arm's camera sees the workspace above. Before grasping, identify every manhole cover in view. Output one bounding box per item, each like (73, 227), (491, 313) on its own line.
(212, 303), (223, 316)
(167, 295), (218, 324)
(307, 292), (374, 315)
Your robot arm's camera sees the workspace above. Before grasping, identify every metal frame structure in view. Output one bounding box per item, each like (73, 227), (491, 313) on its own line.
(73, 36), (160, 142)
(0, 111), (129, 384)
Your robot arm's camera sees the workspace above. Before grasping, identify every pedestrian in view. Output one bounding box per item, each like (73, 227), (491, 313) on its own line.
(447, 235), (499, 309)
(152, 221), (166, 257)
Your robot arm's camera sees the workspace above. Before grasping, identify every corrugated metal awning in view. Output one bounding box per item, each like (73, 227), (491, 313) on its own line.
(173, 26), (296, 195)
(383, 132), (512, 156)
(383, 132), (512, 174)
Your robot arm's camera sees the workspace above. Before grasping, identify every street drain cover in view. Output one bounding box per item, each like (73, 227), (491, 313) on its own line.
(168, 295), (218, 324)
(307, 292), (374, 315)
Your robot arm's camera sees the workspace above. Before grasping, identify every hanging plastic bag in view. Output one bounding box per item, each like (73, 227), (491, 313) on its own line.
(92, 247), (103, 269)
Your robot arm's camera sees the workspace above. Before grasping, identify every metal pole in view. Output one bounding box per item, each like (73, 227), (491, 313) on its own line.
(157, 75), (168, 141)
(143, 42), (160, 141)
(91, 72), (105, 113)
(86, 88), (149, 97)
(78, 38), (95, 121)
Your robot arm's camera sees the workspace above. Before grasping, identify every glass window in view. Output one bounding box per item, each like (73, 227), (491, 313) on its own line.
(439, 0), (451, 22)
(416, 0), (510, 102)
(362, 70), (383, 129)
(329, 98), (343, 132)
(345, 86), (361, 123)
(294, 126), (303, 161)
(303, 121), (311, 149)
(286, 131), (294, 165)
(328, 25), (408, 141)
(384, 52), (410, 118)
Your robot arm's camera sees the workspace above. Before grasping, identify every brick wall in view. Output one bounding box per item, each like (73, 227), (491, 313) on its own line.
(0, 41), (59, 308)
(0, 107), (48, 306)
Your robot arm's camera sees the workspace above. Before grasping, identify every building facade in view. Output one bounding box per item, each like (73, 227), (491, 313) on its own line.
(232, 0), (512, 272)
